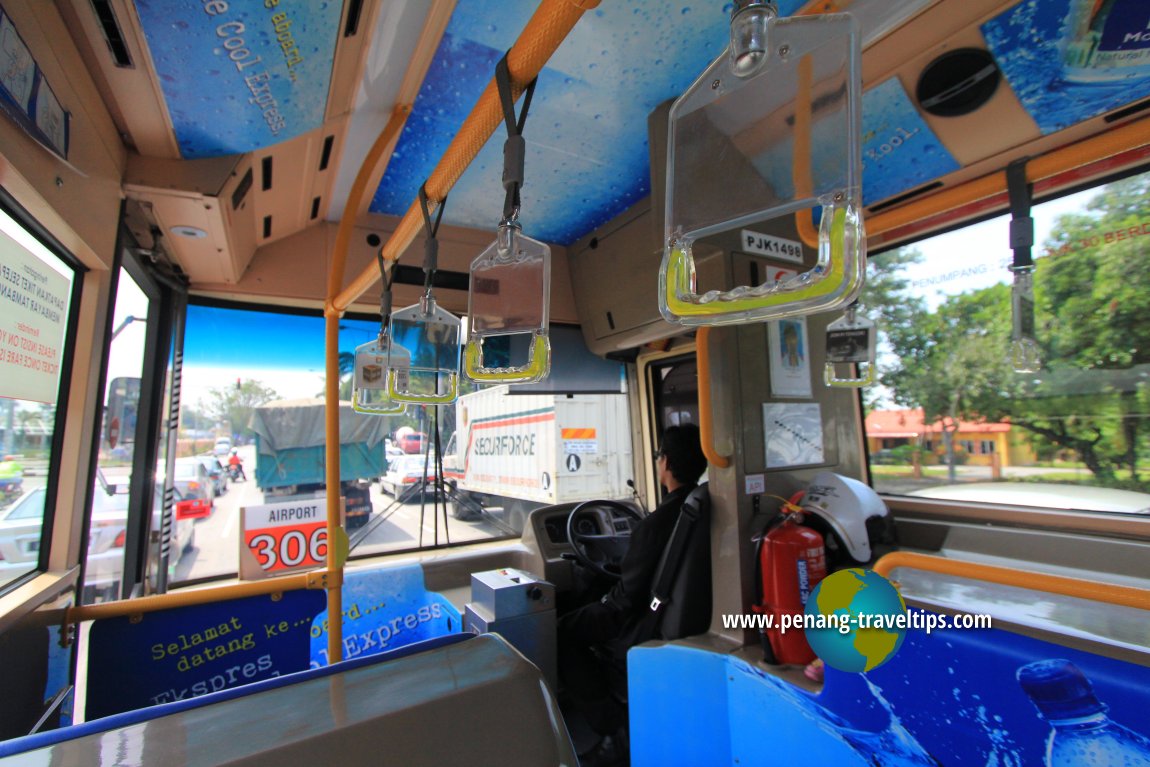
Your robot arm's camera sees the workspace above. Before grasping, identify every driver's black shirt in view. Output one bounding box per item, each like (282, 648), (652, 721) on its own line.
(560, 483), (697, 653)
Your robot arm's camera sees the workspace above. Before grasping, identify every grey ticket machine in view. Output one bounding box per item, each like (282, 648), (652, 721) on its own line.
(464, 568), (557, 691)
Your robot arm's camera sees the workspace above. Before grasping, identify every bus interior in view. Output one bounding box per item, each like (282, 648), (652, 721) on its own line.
(0, 0), (1149, 764)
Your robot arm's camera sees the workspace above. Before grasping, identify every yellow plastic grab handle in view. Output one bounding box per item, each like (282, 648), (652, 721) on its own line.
(464, 334), (551, 384)
(351, 395), (407, 416)
(661, 203), (863, 326)
(387, 369), (460, 405)
(824, 361), (876, 389)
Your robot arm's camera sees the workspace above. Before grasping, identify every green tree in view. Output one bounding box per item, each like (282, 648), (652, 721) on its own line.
(200, 379), (280, 440)
(873, 174), (1150, 484)
(858, 247), (928, 411)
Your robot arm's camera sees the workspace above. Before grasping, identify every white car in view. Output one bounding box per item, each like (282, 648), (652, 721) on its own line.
(0, 480), (196, 600)
(908, 482), (1150, 515)
(213, 438), (233, 457)
(380, 453), (438, 499)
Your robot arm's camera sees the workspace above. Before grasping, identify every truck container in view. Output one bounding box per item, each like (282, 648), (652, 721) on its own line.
(251, 399), (390, 530)
(444, 386), (634, 532)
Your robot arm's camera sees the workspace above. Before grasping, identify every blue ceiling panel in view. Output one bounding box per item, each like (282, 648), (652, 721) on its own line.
(372, 1), (741, 245)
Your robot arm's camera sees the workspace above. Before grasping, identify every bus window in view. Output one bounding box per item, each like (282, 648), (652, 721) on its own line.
(86, 269), (149, 602)
(862, 169), (1150, 516)
(178, 302), (630, 582)
(0, 204), (77, 592)
(645, 355), (700, 505)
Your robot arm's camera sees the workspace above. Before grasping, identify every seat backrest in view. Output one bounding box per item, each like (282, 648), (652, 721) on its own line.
(653, 484), (712, 640)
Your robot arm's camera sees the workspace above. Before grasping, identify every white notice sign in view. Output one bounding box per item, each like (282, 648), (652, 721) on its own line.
(0, 214), (71, 403)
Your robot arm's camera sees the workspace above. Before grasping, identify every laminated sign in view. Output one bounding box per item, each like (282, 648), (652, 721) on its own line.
(240, 498), (338, 579)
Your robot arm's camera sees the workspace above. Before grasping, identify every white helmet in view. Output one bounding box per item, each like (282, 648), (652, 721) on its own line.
(799, 471), (891, 563)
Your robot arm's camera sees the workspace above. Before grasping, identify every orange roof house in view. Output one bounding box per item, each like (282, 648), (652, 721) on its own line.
(864, 409), (1028, 467)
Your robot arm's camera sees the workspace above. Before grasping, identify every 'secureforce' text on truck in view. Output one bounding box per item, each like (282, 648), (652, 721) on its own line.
(444, 386), (634, 533)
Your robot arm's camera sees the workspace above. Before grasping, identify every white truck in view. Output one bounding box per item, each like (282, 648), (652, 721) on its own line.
(443, 385), (634, 532)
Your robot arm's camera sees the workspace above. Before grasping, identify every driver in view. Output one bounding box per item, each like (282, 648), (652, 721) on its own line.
(557, 423), (707, 764)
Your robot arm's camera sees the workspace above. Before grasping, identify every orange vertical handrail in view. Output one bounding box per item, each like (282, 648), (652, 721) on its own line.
(697, 327), (731, 468)
(874, 551), (1150, 612)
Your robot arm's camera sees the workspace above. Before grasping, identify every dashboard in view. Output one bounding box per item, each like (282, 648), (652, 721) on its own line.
(522, 499), (644, 595)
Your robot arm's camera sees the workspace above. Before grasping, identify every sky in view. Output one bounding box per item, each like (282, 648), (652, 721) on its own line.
(895, 188), (1096, 311)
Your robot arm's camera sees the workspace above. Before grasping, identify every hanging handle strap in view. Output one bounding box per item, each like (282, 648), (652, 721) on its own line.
(418, 184), (447, 294)
(376, 248), (393, 338)
(1007, 159), (1033, 272)
(495, 52), (537, 223)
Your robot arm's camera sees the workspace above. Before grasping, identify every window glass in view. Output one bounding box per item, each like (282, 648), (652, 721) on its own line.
(862, 171), (1150, 515)
(0, 206), (76, 590)
(177, 304), (515, 582)
(87, 269), (148, 602)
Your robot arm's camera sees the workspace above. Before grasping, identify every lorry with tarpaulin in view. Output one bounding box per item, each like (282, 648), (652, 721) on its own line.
(251, 398), (389, 530)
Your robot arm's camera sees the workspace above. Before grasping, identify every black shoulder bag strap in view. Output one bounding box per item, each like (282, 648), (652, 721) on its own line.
(649, 488), (705, 612)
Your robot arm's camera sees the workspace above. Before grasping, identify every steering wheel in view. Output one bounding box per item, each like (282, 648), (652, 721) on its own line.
(566, 500), (644, 578)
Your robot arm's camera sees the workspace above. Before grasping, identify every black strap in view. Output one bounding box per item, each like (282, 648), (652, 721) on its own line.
(495, 52), (537, 223)
(1007, 159), (1034, 272)
(418, 184), (447, 292)
(376, 249), (393, 333)
(649, 489), (704, 611)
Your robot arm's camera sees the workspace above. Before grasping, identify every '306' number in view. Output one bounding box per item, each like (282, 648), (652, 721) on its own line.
(248, 526), (327, 571)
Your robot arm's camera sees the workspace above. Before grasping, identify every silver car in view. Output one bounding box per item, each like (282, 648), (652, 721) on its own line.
(0, 480), (195, 600)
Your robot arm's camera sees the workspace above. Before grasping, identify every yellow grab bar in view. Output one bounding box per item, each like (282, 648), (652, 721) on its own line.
(66, 572), (318, 624)
(874, 551), (1150, 612)
(696, 327), (731, 469)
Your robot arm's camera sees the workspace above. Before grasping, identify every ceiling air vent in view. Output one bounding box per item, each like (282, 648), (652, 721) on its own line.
(916, 48), (1001, 118)
(344, 0), (365, 38)
(391, 264), (469, 292)
(90, 0), (133, 68)
(867, 181), (944, 214)
(232, 169), (252, 210)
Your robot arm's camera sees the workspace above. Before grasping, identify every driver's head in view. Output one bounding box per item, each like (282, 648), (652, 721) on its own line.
(658, 423), (707, 488)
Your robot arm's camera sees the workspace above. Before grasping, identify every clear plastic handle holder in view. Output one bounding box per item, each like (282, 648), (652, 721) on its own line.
(463, 224), (552, 384)
(658, 12), (865, 326)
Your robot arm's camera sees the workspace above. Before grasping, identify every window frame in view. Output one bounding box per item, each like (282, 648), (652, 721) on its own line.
(863, 164), (1150, 539)
(0, 188), (86, 593)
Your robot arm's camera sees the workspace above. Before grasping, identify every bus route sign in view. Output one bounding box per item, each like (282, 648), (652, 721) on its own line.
(239, 498), (337, 580)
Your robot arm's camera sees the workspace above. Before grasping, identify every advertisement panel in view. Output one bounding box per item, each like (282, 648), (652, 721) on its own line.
(135, 0), (341, 157)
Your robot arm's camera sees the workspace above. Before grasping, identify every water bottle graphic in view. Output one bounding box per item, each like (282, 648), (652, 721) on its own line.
(1062, 0), (1150, 83)
(1018, 659), (1150, 766)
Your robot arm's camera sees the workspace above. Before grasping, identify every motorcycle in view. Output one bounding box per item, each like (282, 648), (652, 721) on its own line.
(0, 476), (23, 506)
(225, 460), (246, 482)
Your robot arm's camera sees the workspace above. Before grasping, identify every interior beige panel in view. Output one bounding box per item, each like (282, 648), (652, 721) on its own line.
(0, 2), (125, 269)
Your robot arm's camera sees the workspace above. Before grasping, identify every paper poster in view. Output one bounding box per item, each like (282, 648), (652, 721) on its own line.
(0, 214), (72, 403)
(763, 402), (825, 469)
(769, 316), (812, 398)
(0, 8), (70, 159)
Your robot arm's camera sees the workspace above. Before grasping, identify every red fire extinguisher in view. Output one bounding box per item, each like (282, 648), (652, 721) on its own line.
(752, 492), (827, 665)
